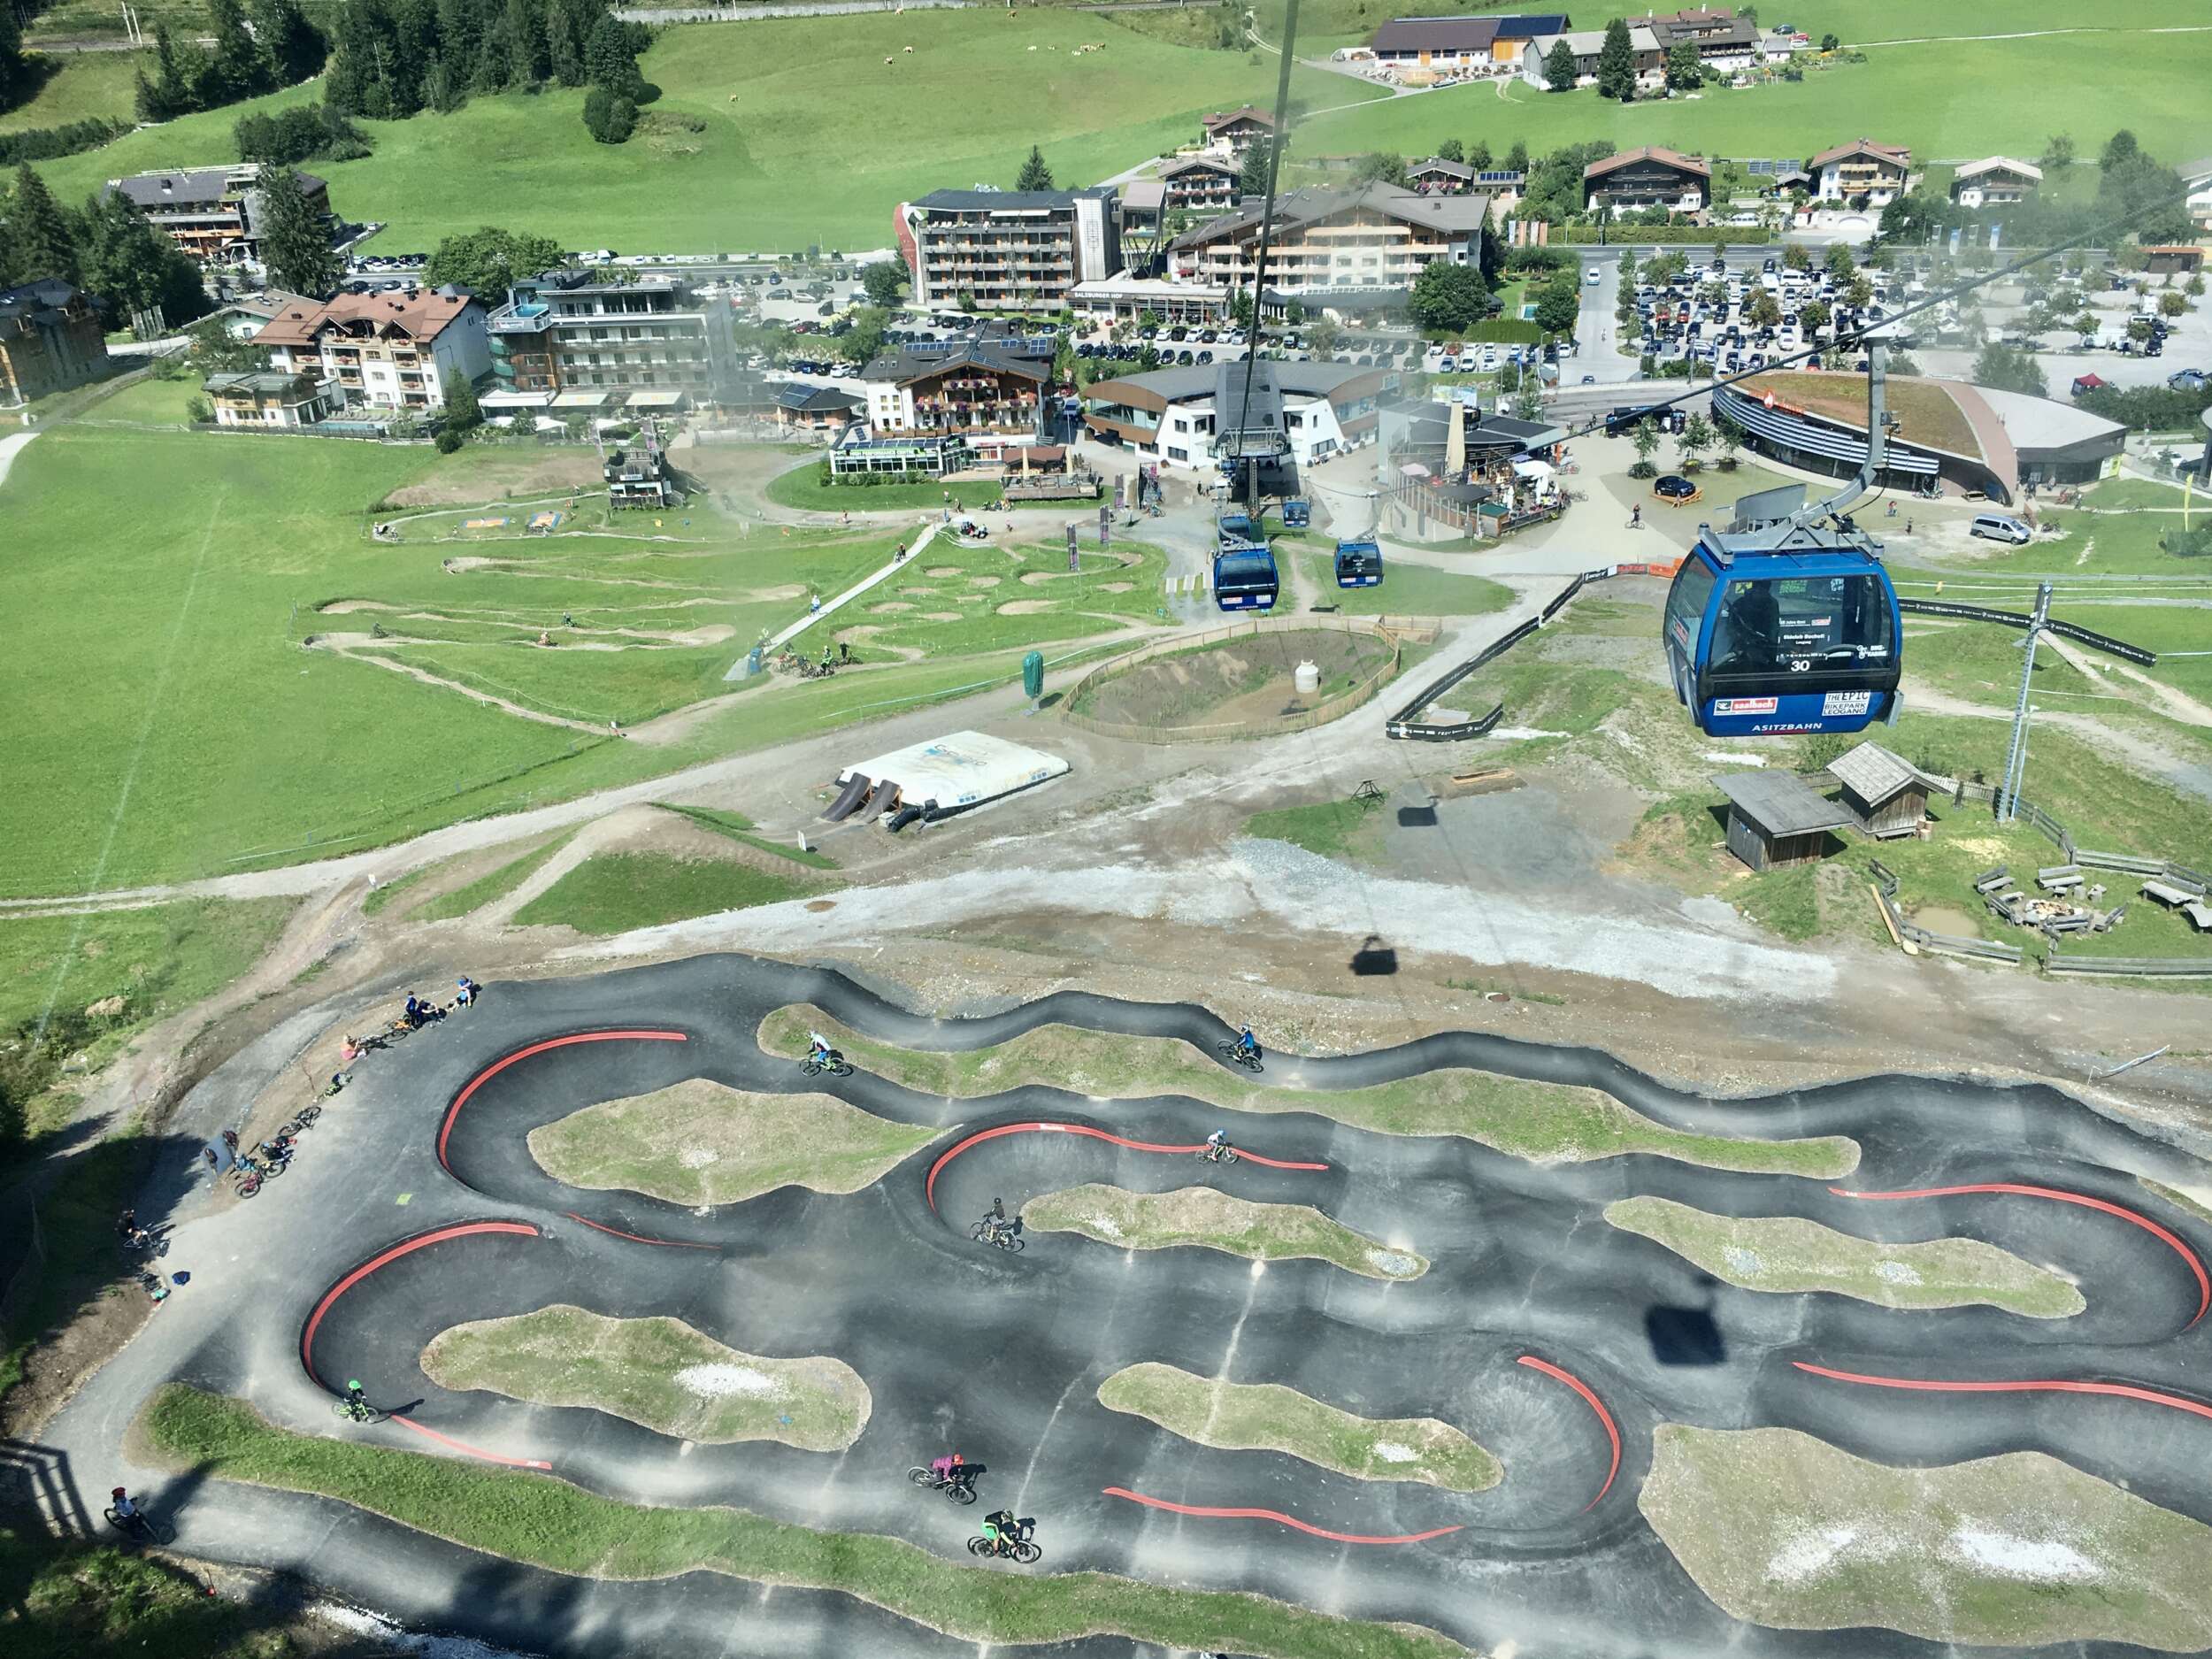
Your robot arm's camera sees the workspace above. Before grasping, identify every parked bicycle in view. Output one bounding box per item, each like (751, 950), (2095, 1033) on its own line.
(800, 1048), (854, 1079)
(905, 1465), (979, 1505)
(280, 1103), (324, 1139)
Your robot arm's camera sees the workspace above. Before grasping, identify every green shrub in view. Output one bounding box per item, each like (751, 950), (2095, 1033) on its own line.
(434, 428), (466, 453)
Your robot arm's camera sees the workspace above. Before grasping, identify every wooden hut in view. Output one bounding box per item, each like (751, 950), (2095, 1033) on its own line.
(1828, 741), (1929, 839)
(1713, 772), (1852, 872)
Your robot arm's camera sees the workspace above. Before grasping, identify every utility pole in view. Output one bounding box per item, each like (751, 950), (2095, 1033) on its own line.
(1998, 580), (2053, 823)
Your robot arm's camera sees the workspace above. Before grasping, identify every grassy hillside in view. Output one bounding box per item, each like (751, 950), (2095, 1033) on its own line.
(35, 12), (1374, 251)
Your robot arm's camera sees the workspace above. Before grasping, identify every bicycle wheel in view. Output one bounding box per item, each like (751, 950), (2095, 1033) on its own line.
(294, 1104), (323, 1128)
(1012, 1540), (1041, 1564)
(947, 1482), (978, 1506)
(830, 1058), (855, 1077)
(800, 1058), (823, 1078)
(907, 1466), (938, 1488)
(996, 1233), (1025, 1254)
(970, 1224), (990, 1243)
(965, 1536), (987, 1557)
(235, 1172), (262, 1198)
(1222, 1148), (1240, 1164)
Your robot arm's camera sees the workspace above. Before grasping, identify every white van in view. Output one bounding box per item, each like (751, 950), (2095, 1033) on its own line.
(1970, 513), (2032, 545)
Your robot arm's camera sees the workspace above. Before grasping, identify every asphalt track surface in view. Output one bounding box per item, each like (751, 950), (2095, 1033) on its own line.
(63, 952), (2212, 1658)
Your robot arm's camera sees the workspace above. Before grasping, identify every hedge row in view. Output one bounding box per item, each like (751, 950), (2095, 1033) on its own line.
(0, 116), (130, 167)
(1553, 227), (1757, 245)
(1464, 319), (1543, 343)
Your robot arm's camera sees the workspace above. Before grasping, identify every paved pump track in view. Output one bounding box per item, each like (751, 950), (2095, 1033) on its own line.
(60, 953), (2212, 1658)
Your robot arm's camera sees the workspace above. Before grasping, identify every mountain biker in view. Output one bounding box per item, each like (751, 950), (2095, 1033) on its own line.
(111, 1487), (142, 1523)
(116, 1207), (140, 1240)
(1205, 1129), (1232, 1161)
(806, 1030), (833, 1065)
(930, 1452), (966, 1486)
(1236, 1025), (1259, 1061)
(982, 1509), (1023, 1553)
(342, 1379), (369, 1417)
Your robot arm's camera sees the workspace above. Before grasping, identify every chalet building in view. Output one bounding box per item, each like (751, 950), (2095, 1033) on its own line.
(1160, 154), (1242, 216)
(1583, 147), (1710, 214)
(1368, 13), (1571, 73)
(105, 165), (331, 269)
(1626, 7), (1762, 66)
(1170, 182), (1494, 297)
(861, 342), (1048, 444)
(203, 369), (338, 428)
(255, 286), (489, 412)
(1200, 105), (1275, 158)
(1948, 157), (2042, 210)
(1083, 358), (1396, 470)
(0, 279), (110, 406)
(897, 188), (1123, 312)
(1808, 138), (1911, 205)
(1406, 156), (1477, 194)
(1519, 25), (1661, 88)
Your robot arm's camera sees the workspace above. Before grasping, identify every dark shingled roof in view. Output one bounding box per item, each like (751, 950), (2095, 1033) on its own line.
(1712, 771), (1853, 837)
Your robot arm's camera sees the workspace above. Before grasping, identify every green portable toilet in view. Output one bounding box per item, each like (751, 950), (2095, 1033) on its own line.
(1021, 649), (1045, 702)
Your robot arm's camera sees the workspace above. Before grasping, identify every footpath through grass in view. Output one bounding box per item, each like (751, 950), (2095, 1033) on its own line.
(1099, 1363), (1498, 1493)
(762, 1008), (1858, 1178)
(528, 1078), (941, 1205)
(1024, 1184), (1426, 1280)
(1605, 1197), (2085, 1318)
(138, 1386), (1472, 1659)
(420, 1306), (870, 1451)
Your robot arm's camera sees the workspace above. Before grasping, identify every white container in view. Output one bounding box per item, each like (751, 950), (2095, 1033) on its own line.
(1294, 660), (1321, 695)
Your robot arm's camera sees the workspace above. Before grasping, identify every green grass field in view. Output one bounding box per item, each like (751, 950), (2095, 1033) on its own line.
(32, 12), (1378, 251)
(1295, 25), (2212, 167)
(0, 50), (148, 132)
(511, 850), (820, 933)
(1294, 552), (1513, 618)
(0, 426), (1096, 898)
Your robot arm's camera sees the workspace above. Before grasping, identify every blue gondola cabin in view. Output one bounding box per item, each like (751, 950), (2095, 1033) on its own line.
(1663, 526), (1901, 737)
(1334, 540), (1382, 588)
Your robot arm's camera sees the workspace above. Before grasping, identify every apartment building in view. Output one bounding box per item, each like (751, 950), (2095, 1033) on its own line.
(898, 188), (1122, 312)
(862, 342), (1049, 448)
(106, 165), (332, 267)
(1809, 138), (1912, 205)
(203, 369), (339, 428)
(256, 286), (489, 412)
(483, 269), (736, 413)
(1160, 155), (1242, 216)
(1168, 182), (1493, 296)
(0, 279), (110, 406)
(1200, 106), (1275, 160)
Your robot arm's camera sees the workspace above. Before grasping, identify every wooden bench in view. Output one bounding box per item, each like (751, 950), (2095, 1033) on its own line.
(2143, 878), (2197, 908)
(1973, 865), (2014, 895)
(2185, 901), (2212, 933)
(2038, 868), (2085, 894)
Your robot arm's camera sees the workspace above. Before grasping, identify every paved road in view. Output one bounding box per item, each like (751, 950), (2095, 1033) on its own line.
(41, 953), (2212, 1656)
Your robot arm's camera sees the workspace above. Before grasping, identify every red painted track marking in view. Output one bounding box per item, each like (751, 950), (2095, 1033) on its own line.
(300, 1221), (541, 1383)
(926, 1121), (1329, 1210)
(1517, 1356), (1621, 1510)
(1102, 1486), (1463, 1545)
(437, 1030), (689, 1169)
(564, 1210), (720, 1251)
(1830, 1181), (2209, 1326)
(389, 1412), (555, 1470)
(1793, 1362), (2212, 1423)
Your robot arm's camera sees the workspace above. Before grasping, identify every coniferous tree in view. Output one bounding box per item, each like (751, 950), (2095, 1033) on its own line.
(202, 0), (274, 106)
(9, 164), (81, 286)
(253, 163), (340, 296)
(1543, 36), (1577, 90)
(1015, 146), (1054, 191)
(584, 12), (638, 91)
(0, 4), (33, 114)
(1595, 18), (1637, 101)
(493, 0), (549, 87)
(544, 0), (587, 85)
(252, 0), (329, 84)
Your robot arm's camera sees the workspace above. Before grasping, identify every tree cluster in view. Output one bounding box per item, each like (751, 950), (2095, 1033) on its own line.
(0, 6), (39, 117)
(2073, 379), (2212, 434)
(1971, 342), (2047, 400)
(1516, 139), (1614, 224)
(319, 0), (637, 122)
(1408, 258), (1490, 332)
(0, 117), (132, 168)
(421, 225), (567, 295)
(582, 84), (637, 143)
(0, 164), (211, 329)
(135, 0), (326, 123)
(235, 102), (374, 166)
